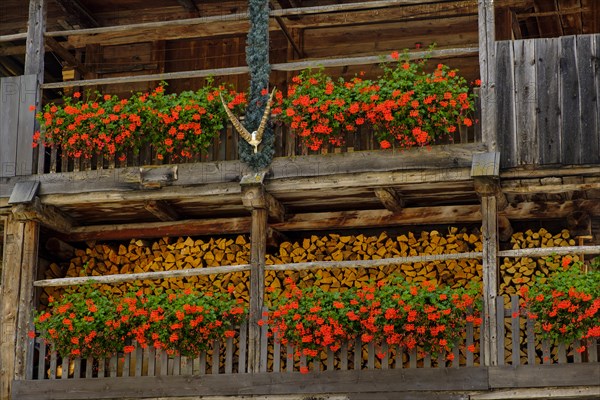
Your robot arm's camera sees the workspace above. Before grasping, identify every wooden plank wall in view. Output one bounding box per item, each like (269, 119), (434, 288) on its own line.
(496, 34), (600, 168)
(0, 75), (38, 178)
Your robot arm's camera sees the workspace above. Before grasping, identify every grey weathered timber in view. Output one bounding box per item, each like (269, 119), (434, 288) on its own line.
(495, 33), (600, 167)
(14, 221), (39, 381)
(577, 35), (599, 164)
(494, 41), (516, 167)
(12, 367), (490, 399)
(560, 36), (582, 165)
(478, 0), (497, 151)
(241, 179), (268, 373)
(488, 364), (600, 388)
(498, 245), (600, 258)
(514, 39), (538, 165)
(510, 295), (520, 366)
(0, 76), (38, 178)
(481, 195), (498, 367)
(535, 38), (560, 164)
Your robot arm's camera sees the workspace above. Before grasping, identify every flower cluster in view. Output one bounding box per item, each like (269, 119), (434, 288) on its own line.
(520, 257), (600, 345)
(34, 81), (246, 161)
(265, 276), (481, 368)
(275, 51), (478, 151)
(33, 286), (246, 359)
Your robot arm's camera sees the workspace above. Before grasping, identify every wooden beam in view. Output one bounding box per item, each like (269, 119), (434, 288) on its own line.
(40, 46), (479, 89)
(143, 200), (179, 222)
(33, 264), (251, 288)
(481, 195), (499, 367)
(374, 187), (404, 213)
(52, 0), (99, 28)
(44, 36), (87, 75)
(266, 251), (483, 272)
(471, 386), (600, 400)
(11, 197), (74, 233)
(24, 0), (46, 80)
(66, 216), (252, 242)
(498, 245), (600, 259)
(478, 0), (497, 151)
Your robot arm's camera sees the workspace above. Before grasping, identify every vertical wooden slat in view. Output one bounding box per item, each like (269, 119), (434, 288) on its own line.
(367, 341), (375, 369)
(466, 319), (474, 367)
(496, 296), (505, 366)
(50, 146), (58, 172)
(272, 333), (281, 373)
(192, 355), (200, 376)
(542, 339), (551, 364)
(122, 351), (131, 377)
(49, 350), (57, 379)
(198, 351), (206, 375)
(0, 76), (20, 178)
(300, 354), (306, 372)
(494, 41), (515, 167)
(452, 346), (460, 368)
(72, 358), (81, 379)
(559, 35), (581, 164)
(286, 344), (294, 372)
(354, 339), (362, 370)
(479, 0), (498, 151)
(510, 295), (520, 366)
(97, 357), (105, 378)
(526, 316), (535, 365)
(576, 35), (599, 164)
(212, 340), (220, 374)
(16, 75), (38, 176)
(181, 356), (191, 376)
(109, 354), (117, 377)
(395, 346), (403, 369)
(61, 356), (69, 380)
(85, 357), (93, 379)
(437, 350), (445, 368)
(535, 38), (561, 164)
(588, 338), (598, 362)
(381, 343), (389, 370)
(340, 342), (348, 371)
(238, 320), (247, 373)
(326, 348), (334, 371)
(160, 350), (168, 376)
(173, 355), (181, 376)
(514, 39), (538, 165)
(225, 337), (233, 374)
(423, 353), (431, 368)
(595, 34), (600, 160)
(135, 345), (143, 376)
(409, 347), (417, 369)
(572, 341), (582, 364)
(37, 339), (47, 380)
(557, 342), (567, 364)
(259, 311), (268, 373)
(148, 349), (158, 376)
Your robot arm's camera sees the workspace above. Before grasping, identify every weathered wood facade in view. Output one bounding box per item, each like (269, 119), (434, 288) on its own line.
(1, 1), (600, 399)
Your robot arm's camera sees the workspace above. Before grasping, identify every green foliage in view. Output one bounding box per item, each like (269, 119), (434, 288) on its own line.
(267, 275), (482, 370)
(520, 257), (600, 344)
(34, 286), (246, 359)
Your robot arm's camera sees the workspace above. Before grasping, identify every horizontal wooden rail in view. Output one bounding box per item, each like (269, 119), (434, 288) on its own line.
(0, 0), (446, 44)
(498, 245), (600, 258)
(266, 251), (483, 272)
(40, 47), (479, 89)
(33, 264), (251, 287)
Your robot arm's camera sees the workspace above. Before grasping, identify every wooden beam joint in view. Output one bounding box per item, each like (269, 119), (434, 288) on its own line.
(241, 172), (286, 222)
(374, 187), (404, 213)
(11, 197), (74, 233)
(144, 200), (179, 222)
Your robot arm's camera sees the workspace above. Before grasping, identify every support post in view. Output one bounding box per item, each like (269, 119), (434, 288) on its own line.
(241, 173), (269, 373)
(481, 195), (499, 366)
(478, 0), (497, 151)
(0, 217), (39, 399)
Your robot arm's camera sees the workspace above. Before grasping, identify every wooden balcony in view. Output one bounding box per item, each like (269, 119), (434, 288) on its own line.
(12, 295), (600, 400)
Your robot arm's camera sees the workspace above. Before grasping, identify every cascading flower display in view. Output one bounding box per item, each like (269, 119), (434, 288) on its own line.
(34, 81), (246, 161)
(265, 275), (482, 370)
(520, 257), (600, 347)
(276, 50), (478, 151)
(33, 286), (246, 359)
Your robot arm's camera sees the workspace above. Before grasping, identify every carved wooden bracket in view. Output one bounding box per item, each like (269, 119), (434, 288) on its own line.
(12, 197), (74, 233)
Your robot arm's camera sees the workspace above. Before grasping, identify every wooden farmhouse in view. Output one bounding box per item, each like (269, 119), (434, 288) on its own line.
(1, 0), (599, 399)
